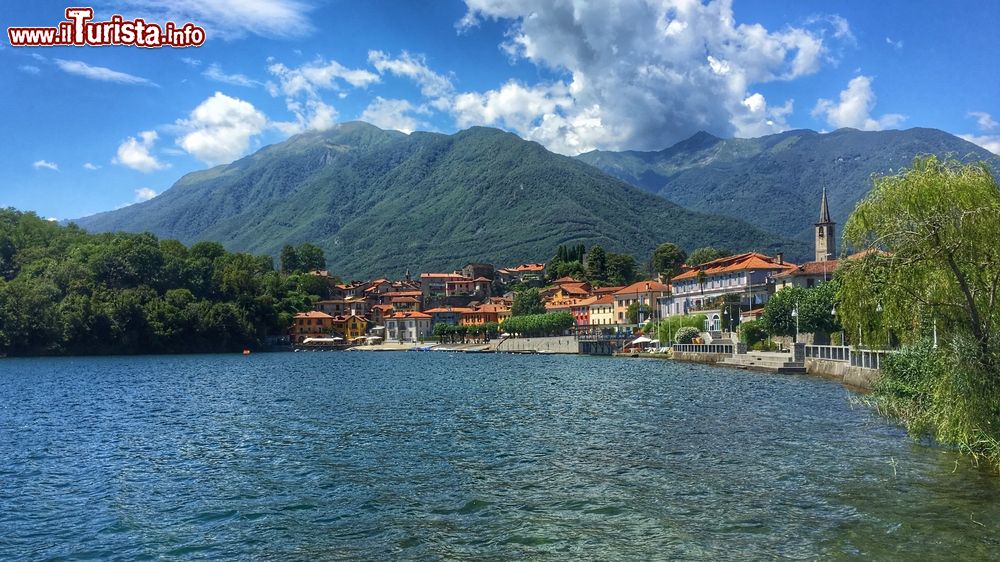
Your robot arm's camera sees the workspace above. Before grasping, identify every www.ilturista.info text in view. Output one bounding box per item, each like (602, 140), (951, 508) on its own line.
(7, 8), (205, 48)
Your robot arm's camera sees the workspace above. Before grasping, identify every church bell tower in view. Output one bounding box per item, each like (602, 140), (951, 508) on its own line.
(815, 187), (836, 262)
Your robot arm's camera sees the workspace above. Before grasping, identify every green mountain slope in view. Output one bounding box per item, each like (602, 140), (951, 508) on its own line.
(577, 127), (998, 242)
(76, 122), (807, 279)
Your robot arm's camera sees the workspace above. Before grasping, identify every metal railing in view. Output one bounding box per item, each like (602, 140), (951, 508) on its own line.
(804, 345), (851, 362)
(851, 349), (893, 370)
(804, 345), (894, 370)
(673, 343), (734, 354)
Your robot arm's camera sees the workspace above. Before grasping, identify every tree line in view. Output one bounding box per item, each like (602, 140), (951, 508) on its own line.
(0, 209), (327, 356)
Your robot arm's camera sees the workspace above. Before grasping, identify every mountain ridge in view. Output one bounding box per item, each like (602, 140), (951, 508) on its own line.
(76, 121), (807, 279)
(577, 126), (997, 242)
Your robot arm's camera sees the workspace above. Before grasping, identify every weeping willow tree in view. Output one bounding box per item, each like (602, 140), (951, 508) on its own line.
(838, 156), (1000, 468)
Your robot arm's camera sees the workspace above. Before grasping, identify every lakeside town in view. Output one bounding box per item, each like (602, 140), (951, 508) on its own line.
(291, 190), (854, 358)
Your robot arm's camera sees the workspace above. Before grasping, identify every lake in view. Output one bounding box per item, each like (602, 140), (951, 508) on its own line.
(1, 352), (997, 560)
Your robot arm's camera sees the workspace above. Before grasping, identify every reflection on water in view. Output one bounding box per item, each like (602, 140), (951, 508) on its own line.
(0, 353), (997, 560)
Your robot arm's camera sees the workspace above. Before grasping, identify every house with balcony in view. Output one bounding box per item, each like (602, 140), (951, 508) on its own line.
(660, 252), (796, 332)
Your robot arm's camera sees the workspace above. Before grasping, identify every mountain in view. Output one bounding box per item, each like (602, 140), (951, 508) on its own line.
(76, 122), (807, 279)
(577, 127), (998, 242)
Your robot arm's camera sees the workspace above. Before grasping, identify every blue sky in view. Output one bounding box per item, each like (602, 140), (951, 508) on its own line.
(1, 0), (998, 220)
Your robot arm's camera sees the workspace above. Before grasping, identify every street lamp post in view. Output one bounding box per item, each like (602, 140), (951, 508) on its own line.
(877, 303), (888, 348)
(791, 304), (800, 343)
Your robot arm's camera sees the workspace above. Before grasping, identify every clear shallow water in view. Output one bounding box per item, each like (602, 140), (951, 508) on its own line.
(0, 353), (998, 561)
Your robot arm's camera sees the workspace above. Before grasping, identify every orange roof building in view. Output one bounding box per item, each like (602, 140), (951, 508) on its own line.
(665, 252), (797, 332)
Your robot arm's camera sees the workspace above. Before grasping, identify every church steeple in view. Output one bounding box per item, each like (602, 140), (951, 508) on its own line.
(815, 187), (836, 262)
(819, 186), (831, 223)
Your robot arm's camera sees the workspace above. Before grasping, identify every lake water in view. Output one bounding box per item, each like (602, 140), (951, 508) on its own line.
(1, 352), (998, 560)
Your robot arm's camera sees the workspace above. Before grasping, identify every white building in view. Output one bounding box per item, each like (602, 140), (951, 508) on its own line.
(659, 252), (795, 332)
(384, 311), (433, 342)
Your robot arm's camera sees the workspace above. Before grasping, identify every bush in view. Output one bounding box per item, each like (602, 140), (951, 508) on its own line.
(869, 338), (1000, 469)
(502, 312), (575, 337)
(656, 314), (706, 343)
(739, 319), (767, 347)
(751, 340), (778, 351)
(675, 326), (700, 344)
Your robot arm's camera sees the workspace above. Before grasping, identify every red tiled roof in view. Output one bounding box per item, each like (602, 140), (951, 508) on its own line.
(614, 280), (671, 296)
(592, 286), (625, 295)
(590, 295), (615, 305)
(559, 283), (590, 295)
(391, 296), (419, 303)
(774, 260), (839, 279)
(295, 311), (334, 319)
(387, 311), (432, 319)
(384, 291), (422, 298)
(672, 252), (796, 282)
(423, 307), (475, 314)
(512, 263), (545, 272)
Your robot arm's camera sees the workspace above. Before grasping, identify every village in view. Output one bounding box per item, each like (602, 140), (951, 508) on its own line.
(290, 191), (854, 356)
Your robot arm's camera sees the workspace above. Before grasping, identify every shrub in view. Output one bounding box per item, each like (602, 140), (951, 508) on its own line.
(675, 326), (700, 344)
(739, 319), (768, 347)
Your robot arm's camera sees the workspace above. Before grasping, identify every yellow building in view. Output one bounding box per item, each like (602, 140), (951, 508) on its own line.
(331, 314), (368, 341)
(588, 295), (615, 326)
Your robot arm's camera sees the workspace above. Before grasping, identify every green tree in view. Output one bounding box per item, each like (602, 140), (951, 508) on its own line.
(605, 253), (638, 286)
(586, 245), (608, 282)
(512, 288), (545, 316)
(838, 156), (1000, 469)
(687, 246), (733, 266)
(840, 156), (1000, 360)
(759, 286), (806, 338)
(626, 301), (649, 325)
(280, 245), (300, 273)
(652, 243), (687, 280)
(297, 243), (326, 272)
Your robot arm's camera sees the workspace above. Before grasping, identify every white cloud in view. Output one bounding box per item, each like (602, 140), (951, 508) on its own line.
(885, 37), (904, 50)
(54, 59), (158, 86)
(33, 160), (59, 171)
(958, 134), (1000, 156)
(268, 58), (379, 97)
(119, 0), (314, 39)
(176, 92), (268, 165)
(368, 50), (454, 100)
(181, 57), (202, 67)
(266, 57), (379, 135)
(134, 187), (158, 202)
(83, 162), (101, 170)
(114, 130), (169, 172)
(733, 93), (794, 138)
(968, 111), (998, 131)
(442, 0), (850, 153)
(359, 97), (427, 134)
(272, 98), (338, 135)
(811, 75), (906, 131)
(19, 65), (40, 74)
(203, 63), (260, 87)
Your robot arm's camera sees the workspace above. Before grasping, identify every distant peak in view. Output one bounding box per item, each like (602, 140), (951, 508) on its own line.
(664, 130), (722, 152)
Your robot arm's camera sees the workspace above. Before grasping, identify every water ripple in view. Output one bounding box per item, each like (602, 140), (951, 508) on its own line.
(1, 353), (998, 560)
